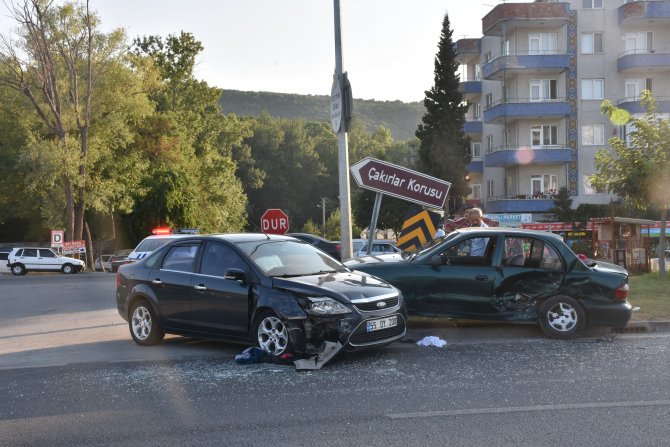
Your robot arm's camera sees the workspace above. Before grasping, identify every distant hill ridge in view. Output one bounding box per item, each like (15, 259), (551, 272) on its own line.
(219, 90), (425, 141)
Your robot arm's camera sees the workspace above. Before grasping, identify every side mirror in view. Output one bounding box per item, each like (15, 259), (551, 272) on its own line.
(224, 268), (246, 282)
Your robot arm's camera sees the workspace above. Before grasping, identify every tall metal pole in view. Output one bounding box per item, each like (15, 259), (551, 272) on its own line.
(333, 0), (353, 260)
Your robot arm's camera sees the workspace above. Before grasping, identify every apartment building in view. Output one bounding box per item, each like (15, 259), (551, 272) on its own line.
(456, 0), (670, 223)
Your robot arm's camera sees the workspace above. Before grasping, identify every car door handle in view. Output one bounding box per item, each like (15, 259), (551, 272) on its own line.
(193, 284), (207, 291)
(475, 275), (489, 281)
(152, 279), (162, 284)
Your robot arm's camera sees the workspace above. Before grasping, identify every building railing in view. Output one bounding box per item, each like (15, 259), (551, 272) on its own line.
(616, 95), (670, 105)
(485, 97), (568, 110)
(486, 144), (568, 154)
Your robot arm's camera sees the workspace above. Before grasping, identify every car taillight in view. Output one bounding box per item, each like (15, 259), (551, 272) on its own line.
(335, 244), (341, 251)
(614, 283), (629, 300)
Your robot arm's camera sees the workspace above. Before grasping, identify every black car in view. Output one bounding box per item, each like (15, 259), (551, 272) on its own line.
(116, 234), (407, 357)
(345, 227), (633, 339)
(287, 233), (341, 260)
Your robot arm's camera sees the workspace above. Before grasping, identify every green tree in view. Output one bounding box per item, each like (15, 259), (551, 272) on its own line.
(0, 0), (127, 245)
(590, 91), (670, 276)
(547, 187), (574, 222)
(415, 12), (470, 213)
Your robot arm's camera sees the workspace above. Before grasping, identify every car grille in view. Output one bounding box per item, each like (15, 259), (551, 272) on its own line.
(354, 296), (399, 312)
(349, 317), (406, 346)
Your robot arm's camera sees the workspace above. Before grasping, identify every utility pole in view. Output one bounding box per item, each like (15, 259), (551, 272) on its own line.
(332, 0), (353, 260)
(322, 197), (327, 236)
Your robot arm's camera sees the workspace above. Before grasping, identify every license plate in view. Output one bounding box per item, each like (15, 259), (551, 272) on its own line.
(366, 316), (398, 332)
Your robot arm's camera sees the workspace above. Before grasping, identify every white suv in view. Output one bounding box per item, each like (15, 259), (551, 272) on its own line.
(7, 247), (85, 275)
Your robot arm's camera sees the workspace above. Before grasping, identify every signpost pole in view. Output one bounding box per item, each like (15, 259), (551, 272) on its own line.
(333, 0), (353, 261)
(366, 193), (382, 255)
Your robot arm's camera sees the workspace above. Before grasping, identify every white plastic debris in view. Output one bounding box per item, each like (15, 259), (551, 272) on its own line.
(416, 336), (447, 347)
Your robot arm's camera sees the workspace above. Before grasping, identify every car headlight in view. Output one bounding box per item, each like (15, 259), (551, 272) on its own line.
(306, 297), (352, 315)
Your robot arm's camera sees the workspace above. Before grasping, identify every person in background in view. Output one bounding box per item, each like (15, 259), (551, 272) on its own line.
(433, 223), (446, 239)
(468, 207), (489, 256)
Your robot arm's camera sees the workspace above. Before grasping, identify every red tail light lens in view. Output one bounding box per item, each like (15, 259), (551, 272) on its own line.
(614, 283), (629, 300)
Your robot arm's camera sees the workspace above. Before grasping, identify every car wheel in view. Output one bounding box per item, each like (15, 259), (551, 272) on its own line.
(129, 299), (165, 346)
(538, 295), (586, 339)
(254, 311), (292, 357)
(62, 263), (75, 274)
(11, 264), (26, 276)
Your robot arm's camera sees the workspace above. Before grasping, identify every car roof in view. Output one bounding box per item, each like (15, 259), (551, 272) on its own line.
(453, 226), (565, 241)
(161, 233), (300, 243)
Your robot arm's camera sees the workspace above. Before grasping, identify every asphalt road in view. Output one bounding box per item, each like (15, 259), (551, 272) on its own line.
(1, 272), (669, 446)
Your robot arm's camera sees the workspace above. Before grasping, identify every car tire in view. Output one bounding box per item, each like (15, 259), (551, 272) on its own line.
(129, 299), (165, 346)
(538, 295), (586, 339)
(62, 263), (75, 274)
(11, 263), (26, 276)
(254, 311), (292, 357)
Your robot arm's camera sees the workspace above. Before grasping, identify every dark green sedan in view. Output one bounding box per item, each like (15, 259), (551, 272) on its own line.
(344, 227), (632, 339)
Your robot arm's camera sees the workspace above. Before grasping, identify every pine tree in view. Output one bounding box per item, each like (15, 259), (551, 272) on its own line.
(416, 12), (470, 212)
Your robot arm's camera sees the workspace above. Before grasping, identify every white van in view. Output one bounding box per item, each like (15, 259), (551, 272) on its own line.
(126, 234), (193, 262)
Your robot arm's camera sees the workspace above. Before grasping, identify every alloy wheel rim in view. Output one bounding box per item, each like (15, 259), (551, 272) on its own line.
(63, 265), (72, 273)
(131, 306), (152, 340)
(12, 266), (22, 274)
(546, 302), (577, 332)
(257, 316), (288, 356)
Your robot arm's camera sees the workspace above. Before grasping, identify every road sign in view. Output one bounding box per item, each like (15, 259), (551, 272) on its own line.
(330, 76), (342, 133)
(62, 240), (86, 255)
(51, 230), (64, 248)
(350, 157), (452, 209)
(261, 209), (289, 235)
(397, 208), (441, 252)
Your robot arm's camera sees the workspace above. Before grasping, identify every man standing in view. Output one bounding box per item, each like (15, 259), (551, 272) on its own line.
(468, 207), (489, 256)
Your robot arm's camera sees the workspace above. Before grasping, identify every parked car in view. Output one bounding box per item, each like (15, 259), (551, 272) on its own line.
(126, 234), (193, 263)
(355, 240), (402, 257)
(286, 233), (341, 260)
(0, 248), (12, 274)
(7, 247), (85, 275)
(95, 254), (128, 272)
(345, 227), (632, 339)
(116, 234), (407, 357)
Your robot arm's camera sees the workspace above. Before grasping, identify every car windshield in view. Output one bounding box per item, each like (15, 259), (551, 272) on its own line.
(134, 238), (174, 253)
(237, 240), (347, 277)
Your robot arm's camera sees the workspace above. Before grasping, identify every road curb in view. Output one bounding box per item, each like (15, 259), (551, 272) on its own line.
(616, 320), (670, 334)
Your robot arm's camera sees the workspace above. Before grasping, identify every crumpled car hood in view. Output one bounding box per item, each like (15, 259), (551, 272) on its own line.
(272, 271), (397, 302)
(344, 253), (405, 266)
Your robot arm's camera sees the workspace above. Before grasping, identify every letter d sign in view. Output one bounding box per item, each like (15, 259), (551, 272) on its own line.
(51, 230), (64, 248)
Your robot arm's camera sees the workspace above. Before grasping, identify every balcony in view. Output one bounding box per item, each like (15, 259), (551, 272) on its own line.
(459, 81), (482, 100)
(483, 52), (569, 80)
(482, 2), (569, 36)
(455, 38), (481, 65)
(484, 98), (570, 124)
(467, 160), (483, 173)
(617, 50), (670, 72)
(485, 145), (572, 168)
(616, 95), (670, 113)
(485, 196), (554, 213)
(619, 1), (670, 26)
(463, 120), (483, 135)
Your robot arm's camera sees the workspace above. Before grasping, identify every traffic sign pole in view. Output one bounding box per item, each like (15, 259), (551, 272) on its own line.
(333, 0), (353, 261)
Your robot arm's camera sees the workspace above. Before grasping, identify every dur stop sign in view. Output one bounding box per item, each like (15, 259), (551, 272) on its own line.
(260, 209), (289, 235)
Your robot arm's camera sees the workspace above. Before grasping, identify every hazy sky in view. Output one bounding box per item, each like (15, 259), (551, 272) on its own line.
(2, 1), (534, 102)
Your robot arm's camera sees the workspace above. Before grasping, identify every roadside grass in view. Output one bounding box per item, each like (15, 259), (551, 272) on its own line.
(628, 272), (670, 321)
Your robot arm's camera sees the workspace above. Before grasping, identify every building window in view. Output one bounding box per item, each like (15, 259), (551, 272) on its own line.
(486, 135), (493, 153)
(529, 33), (557, 55)
(581, 32), (603, 54)
(530, 80), (558, 101)
(487, 179), (494, 199)
(472, 142), (482, 158)
(581, 79), (604, 100)
(485, 93), (493, 108)
(472, 184), (482, 200)
(485, 51), (492, 63)
(474, 64), (482, 81)
(625, 78), (653, 101)
(531, 125), (558, 147)
(626, 32), (653, 54)
(473, 102), (481, 119)
(582, 124), (605, 145)
(582, 0), (603, 8)
(582, 175), (596, 195)
(531, 174), (558, 196)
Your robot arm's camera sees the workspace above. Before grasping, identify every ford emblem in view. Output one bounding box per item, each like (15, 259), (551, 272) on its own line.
(376, 301), (387, 308)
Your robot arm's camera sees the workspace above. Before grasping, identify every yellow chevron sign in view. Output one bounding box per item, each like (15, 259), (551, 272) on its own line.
(397, 209), (440, 252)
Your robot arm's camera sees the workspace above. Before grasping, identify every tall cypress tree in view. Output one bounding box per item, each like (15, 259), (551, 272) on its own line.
(416, 12), (470, 212)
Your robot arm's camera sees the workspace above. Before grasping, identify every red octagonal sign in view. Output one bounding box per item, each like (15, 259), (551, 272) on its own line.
(260, 208), (289, 235)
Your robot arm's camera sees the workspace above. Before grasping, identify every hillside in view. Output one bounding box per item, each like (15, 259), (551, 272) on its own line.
(219, 90), (425, 141)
